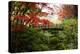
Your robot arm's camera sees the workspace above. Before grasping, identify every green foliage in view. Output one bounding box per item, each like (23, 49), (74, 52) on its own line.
(11, 27), (49, 52)
(32, 44), (49, 51)
(11, 18), (78, 52)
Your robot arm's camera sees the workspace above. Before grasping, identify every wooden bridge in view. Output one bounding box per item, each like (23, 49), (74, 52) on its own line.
(33, 24), (64, 34)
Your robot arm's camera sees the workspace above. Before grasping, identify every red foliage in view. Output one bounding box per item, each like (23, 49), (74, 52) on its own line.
(14, 15), (30, 22)
(40, 19), (50, 27)
(11, 24), (25, 32)
(13, 12), (52, 29)
(30, 16), (40, 27)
